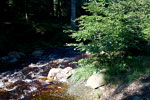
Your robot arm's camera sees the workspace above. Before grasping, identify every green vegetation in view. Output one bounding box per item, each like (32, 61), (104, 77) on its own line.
(104, 56), (150, 84)
(69, 0), (150, 83)
(71, 59), (100, 82)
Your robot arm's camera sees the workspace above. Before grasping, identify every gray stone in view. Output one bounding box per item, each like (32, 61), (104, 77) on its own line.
(47, 67), (73, 82)
(47, 68), (62, 80)
(67, 79), (104, 100)
(85, 73), (106, 89)
(56, 67), (73, 80)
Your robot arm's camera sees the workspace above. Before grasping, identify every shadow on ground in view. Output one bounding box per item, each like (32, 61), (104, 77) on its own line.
(122, 76), (150, 100)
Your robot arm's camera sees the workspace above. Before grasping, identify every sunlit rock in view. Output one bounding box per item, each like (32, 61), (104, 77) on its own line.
(47, 67), (73, 82)
(59, 78), (68, 83)
(85, 73), (106, 89)
(56, 67), (73, 79)
(47, 68), (62, 80)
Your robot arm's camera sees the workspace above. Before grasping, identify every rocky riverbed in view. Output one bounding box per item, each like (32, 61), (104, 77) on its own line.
(0, 47), (86, 100)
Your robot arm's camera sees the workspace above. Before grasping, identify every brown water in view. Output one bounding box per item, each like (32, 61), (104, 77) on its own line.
(31, 93), (80, 100)
(26, 82), (81, 100)
(0, 81), (80, 100)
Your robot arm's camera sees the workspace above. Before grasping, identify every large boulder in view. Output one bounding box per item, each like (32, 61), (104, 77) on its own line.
(47, 68), (62, 80)
(85, 73), (106, 89)
(56, 67), (73, 79)
(67, 78), (104, 100)
(47, 67), (73, 82)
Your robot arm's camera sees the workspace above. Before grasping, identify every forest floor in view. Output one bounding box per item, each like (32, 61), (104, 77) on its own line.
(66, 74), (150, 100)
(100, 75), (150, 100)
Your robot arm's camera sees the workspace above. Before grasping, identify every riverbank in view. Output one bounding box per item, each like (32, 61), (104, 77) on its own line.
(0, 47), (150, 100)
(66, 71), (150, 100)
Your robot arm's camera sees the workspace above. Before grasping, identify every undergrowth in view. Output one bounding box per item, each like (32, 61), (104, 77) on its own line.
(71, 56), (150, 84)
(105, 56), (150, 84)
(71, 58), (100, 82)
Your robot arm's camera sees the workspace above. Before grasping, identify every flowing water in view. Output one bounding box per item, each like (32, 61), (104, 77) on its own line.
(0, 47), (85, 100)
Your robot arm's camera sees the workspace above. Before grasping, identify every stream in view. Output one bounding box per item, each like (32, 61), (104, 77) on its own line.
(0, 47), (84, 100)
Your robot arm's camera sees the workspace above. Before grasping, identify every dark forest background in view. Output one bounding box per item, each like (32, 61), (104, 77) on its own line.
(0, 0), (87, 56)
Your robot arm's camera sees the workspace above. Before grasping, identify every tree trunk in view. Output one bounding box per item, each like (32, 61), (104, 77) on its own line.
(71, 0), (76, 30)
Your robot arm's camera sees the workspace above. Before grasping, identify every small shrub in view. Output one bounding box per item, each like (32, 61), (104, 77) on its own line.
(71, 64), (100, 82)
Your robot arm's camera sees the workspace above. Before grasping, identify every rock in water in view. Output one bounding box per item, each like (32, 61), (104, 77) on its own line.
(59, 67), (73, 79)
(47, 67), (73, 82)
(47, 68), (62, 80)
(56, 67), (73, 82)
(85, 73), (105, 89)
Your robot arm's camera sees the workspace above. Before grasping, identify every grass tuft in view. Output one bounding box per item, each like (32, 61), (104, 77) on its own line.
(71, 66), (99, 82)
